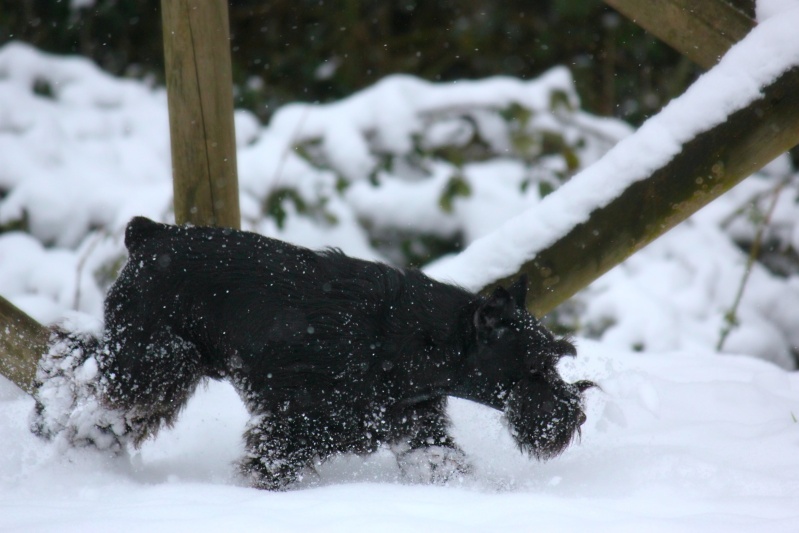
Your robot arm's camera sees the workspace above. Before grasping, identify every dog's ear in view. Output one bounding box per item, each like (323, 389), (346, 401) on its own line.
(474, 286), (517, 342)
(507, 275), (528, 310)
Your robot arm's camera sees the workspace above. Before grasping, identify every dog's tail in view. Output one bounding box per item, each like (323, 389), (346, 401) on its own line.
(125, 216), (167, 253)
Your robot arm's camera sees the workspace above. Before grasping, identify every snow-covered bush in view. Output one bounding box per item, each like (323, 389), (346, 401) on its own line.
(0, 41), (797, 368)
(236, 68), (627, 266)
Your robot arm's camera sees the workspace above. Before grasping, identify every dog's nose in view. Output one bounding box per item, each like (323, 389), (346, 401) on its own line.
(577, 412), (587, 426)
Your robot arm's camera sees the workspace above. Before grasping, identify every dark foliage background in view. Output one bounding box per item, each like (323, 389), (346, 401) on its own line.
(1, 0), (708, 124)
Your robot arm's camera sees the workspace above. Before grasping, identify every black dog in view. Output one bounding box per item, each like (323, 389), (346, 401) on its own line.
(33, 216), (593, 490)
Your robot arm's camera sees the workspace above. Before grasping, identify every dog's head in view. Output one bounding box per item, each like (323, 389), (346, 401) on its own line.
(458, 275), (594, 460)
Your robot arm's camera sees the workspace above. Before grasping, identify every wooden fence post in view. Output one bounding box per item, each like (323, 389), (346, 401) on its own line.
(161, 0), (241, 229)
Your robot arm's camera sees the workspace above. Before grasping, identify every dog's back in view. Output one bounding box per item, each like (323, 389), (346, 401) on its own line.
(106, 217), (473, 406)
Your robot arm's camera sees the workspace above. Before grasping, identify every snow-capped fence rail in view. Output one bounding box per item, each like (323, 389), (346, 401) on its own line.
(425, 9), (799, 314)
(477, 65), (799, 316)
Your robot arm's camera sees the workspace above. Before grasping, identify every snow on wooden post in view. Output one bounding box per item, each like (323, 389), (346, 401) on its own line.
(0, 295), (49, 394)
(482, 66), (799, 317)
(161, 0), (241, 229)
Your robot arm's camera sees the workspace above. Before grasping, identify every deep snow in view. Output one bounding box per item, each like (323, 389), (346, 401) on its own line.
(2, 2), (799, 530)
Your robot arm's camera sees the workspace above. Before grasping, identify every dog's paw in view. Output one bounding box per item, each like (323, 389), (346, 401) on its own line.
(238, 453), (320, 491)
(395, 445), (472, 485)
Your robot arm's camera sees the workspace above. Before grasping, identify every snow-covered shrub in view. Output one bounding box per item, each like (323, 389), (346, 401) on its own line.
(236, 69), (628, 267)
(573, 155), (799, 369)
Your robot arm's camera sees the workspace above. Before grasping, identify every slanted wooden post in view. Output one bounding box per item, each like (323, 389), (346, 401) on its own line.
(161, 0), (241, 229)
(0, 295), (49, 394)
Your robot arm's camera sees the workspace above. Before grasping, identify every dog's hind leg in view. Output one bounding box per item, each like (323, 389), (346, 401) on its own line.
(389, 397), (472, 484)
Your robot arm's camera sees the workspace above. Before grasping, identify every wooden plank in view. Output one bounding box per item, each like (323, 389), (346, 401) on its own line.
(605, 0), (755, 68)
(482, 67), (799, 316)
(0, 295), (48, 394)
(161, 0), (241, 229)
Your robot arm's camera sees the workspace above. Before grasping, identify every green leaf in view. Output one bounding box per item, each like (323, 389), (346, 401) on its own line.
(549, 89), (574, 112)
(336, 175), (351, 193)
(562, 146), (581, 172)
(439, 175), (472, 213)
(510, 131), (539, 159)
(32, 78), (55, 99)
(538, 181), (555, 198)
(264, 187), (307, 229)
(500, 102), (533, 127)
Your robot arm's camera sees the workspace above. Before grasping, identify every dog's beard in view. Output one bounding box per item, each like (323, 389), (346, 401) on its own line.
(503, 375), (591, 460)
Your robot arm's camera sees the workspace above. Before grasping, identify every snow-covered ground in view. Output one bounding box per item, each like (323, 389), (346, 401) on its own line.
(2, 3), (799, 530)
(2, 342), (799, 532)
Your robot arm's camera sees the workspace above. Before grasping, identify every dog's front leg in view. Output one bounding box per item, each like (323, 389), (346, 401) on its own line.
(238, 411), (320, 491)
(389, 396), (472, 485)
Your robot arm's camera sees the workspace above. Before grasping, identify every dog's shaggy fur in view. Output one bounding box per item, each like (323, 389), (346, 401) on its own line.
(33, 217), (593, 490)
